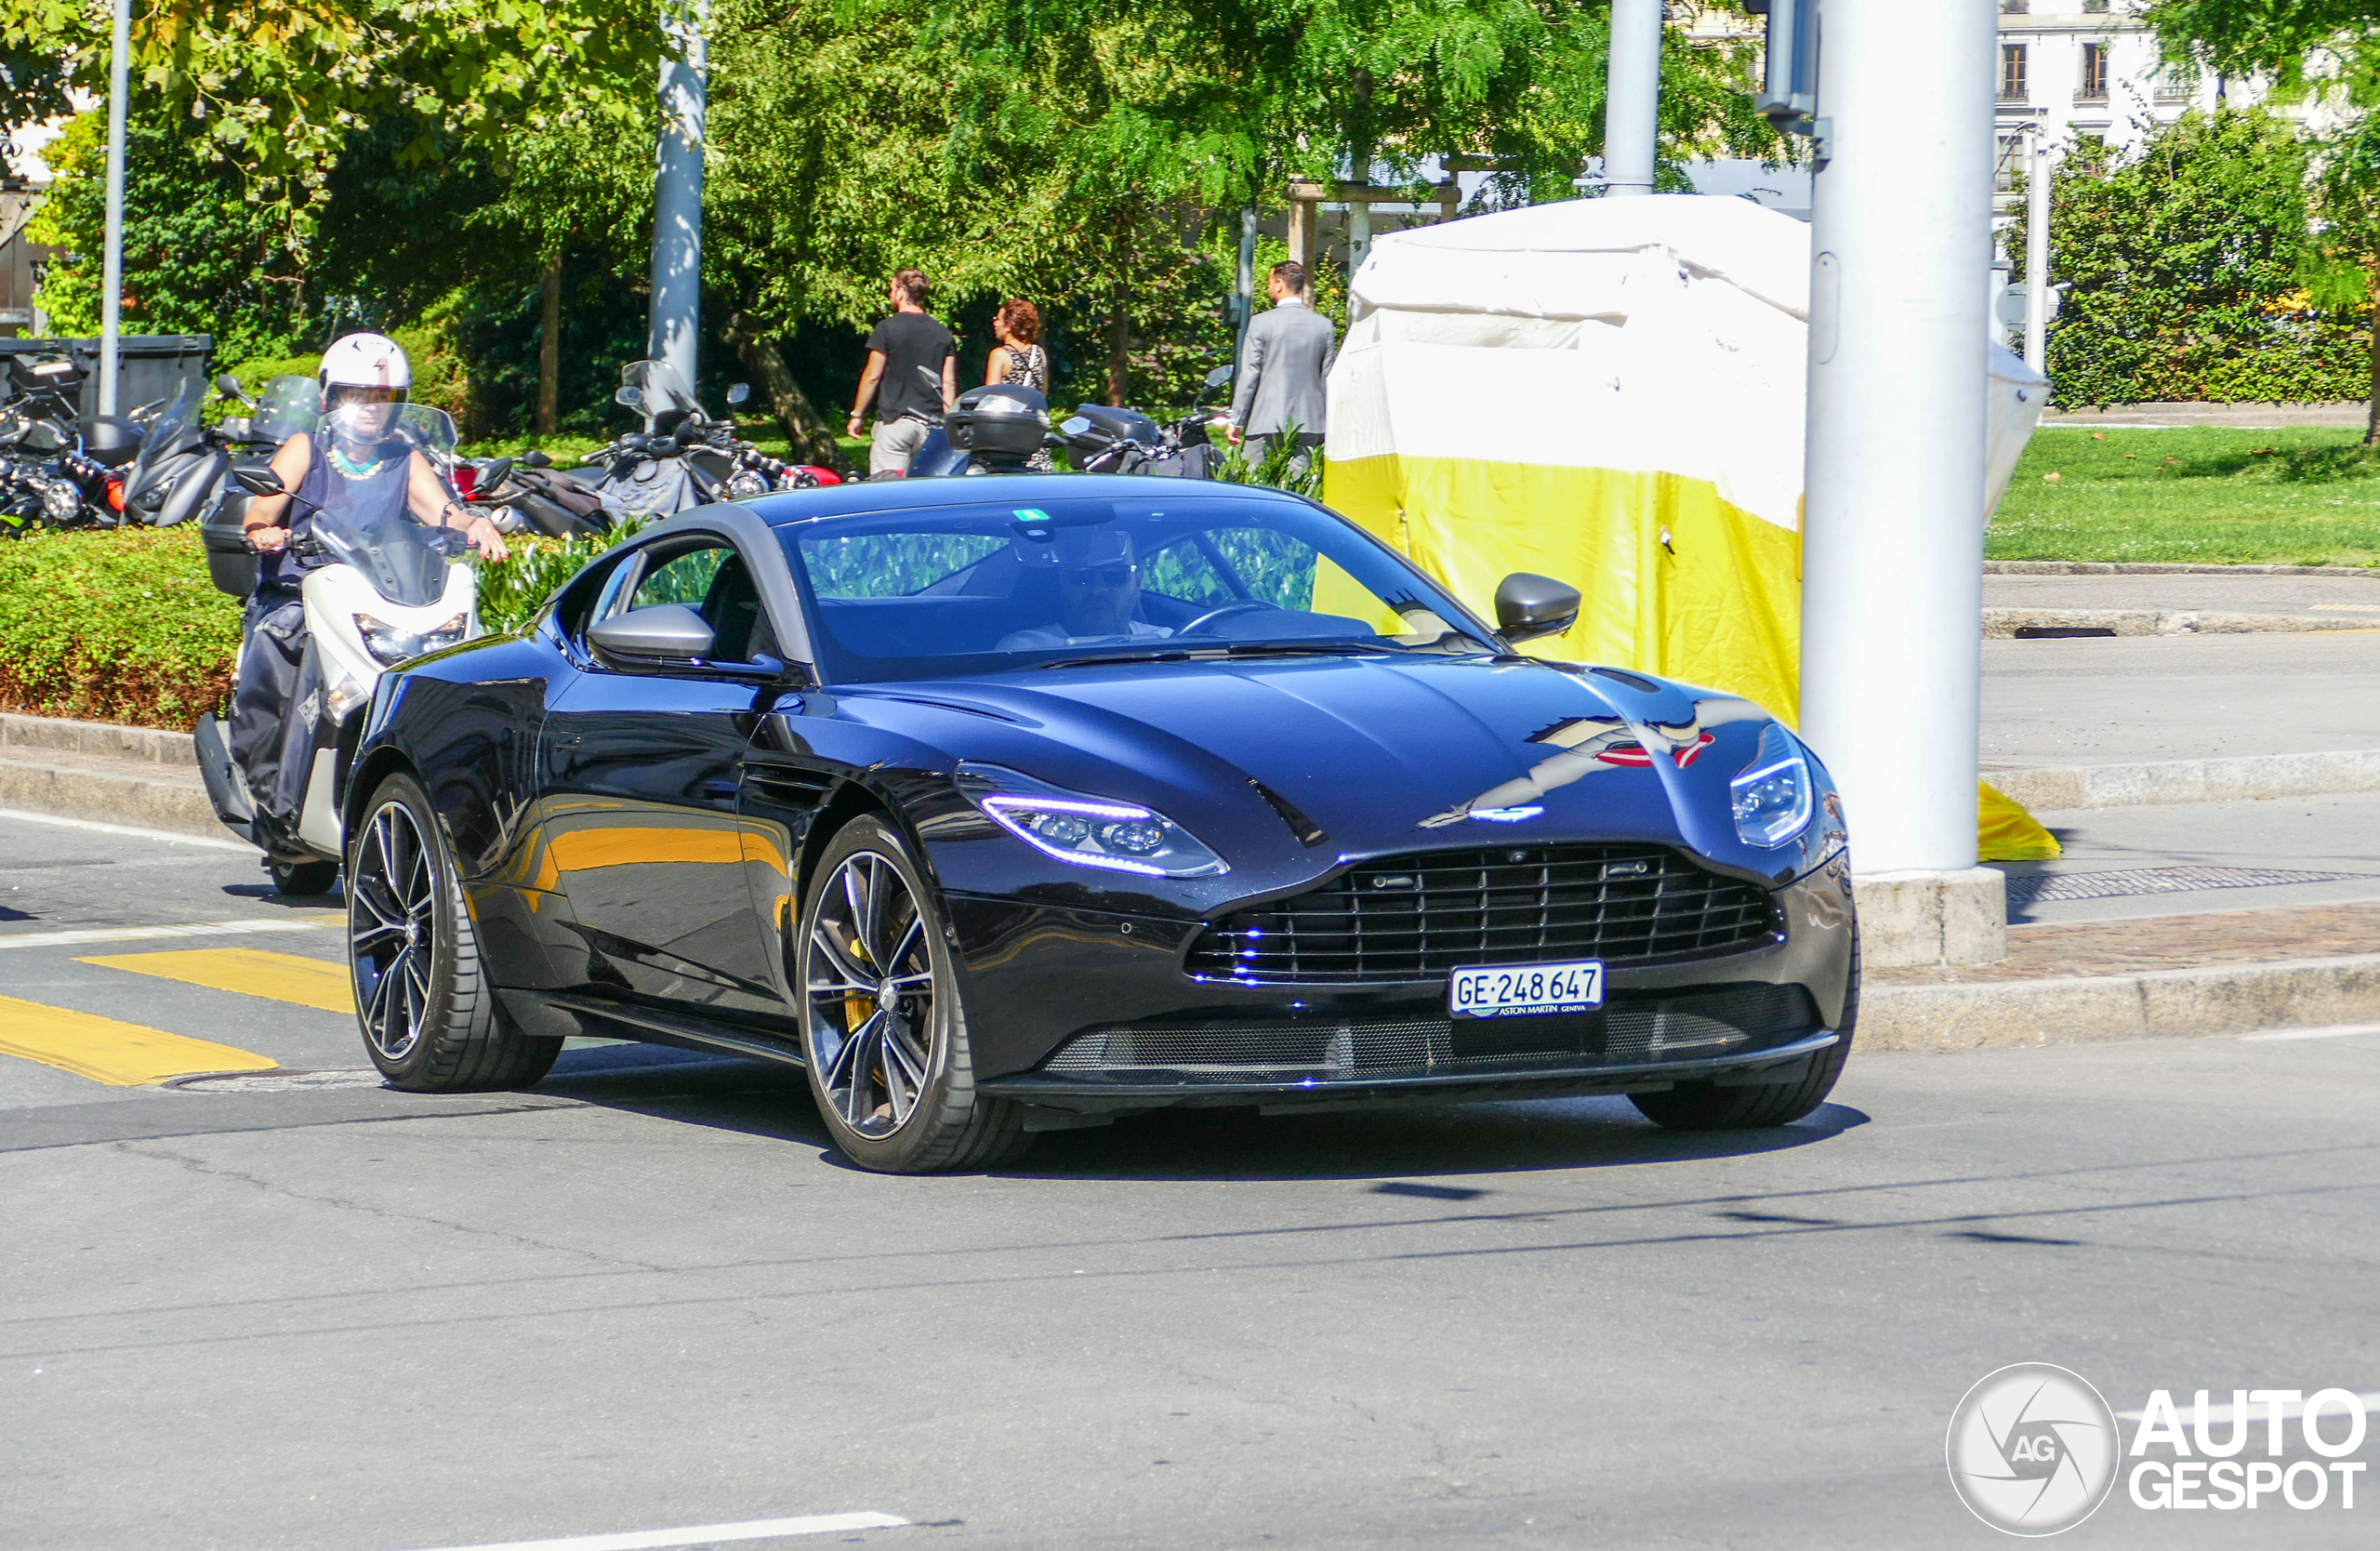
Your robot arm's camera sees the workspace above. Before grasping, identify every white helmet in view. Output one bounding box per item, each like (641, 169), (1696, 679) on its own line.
(320, 332), (412, 392)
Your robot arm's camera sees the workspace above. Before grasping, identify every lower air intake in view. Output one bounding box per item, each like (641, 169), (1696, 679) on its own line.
(1040, 983), (1822, 1082)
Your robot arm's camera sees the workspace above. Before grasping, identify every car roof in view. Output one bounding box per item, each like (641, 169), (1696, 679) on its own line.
(747, 472), (1308, 528)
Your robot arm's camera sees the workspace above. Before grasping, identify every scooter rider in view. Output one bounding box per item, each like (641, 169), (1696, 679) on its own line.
(230, 333), (509, 848)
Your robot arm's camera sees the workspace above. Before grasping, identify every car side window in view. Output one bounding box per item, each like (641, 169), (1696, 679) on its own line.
(1140, 537), (1238, 607)
(593, 538), (777, 665)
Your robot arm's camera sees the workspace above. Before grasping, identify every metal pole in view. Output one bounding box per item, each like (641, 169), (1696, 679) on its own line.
(1801, 0), (1997, 879)
(2023, 126), (2051, 373)
(1234, 207), (1257, 375)
(647, 6), (707, 395)
(1602, 0), (1662, 196)
(97, 0), (129, 417)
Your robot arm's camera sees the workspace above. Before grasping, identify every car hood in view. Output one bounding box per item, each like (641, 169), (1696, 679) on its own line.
(840, 653), (1801, 882)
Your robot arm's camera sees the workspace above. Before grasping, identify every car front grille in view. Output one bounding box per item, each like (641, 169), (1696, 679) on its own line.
(1185, 843), (1781, 984)
(1039, 983), (1822, 1083)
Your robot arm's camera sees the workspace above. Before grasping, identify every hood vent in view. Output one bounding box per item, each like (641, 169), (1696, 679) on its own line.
(1250, 777), (1329, 848)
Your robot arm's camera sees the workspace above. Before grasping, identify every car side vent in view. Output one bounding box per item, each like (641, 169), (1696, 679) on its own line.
(1250, 778), (1329, 848)
(745, 765), (836, 808)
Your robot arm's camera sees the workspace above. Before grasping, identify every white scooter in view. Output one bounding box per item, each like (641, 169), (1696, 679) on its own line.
(192, 402), (483, 894)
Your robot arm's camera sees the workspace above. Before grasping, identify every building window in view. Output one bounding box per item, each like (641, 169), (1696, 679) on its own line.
(2002, 0), (2030, 13)
(2082, 0), (2109, 12)
(2001, 44), (2030, 103)
(2079, 43), (2109, 100)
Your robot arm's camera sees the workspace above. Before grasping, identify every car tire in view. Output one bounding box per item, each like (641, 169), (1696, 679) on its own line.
(1629, 938), (1859, 1132)
(347, 772), (561, 1092)
(270, 857), (340, 896)
(795, 815), (1029, 1173)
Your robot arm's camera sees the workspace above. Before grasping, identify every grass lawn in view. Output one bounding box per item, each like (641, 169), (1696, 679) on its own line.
(1993, 424), (2380, 567)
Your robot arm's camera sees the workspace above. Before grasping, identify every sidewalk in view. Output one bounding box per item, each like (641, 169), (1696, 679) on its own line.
(0, 713), (215, 836)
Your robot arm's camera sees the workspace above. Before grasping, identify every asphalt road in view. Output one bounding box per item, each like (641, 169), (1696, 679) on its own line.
(1981, 630), (2380, 764)
(4, 811), (2377, 1551)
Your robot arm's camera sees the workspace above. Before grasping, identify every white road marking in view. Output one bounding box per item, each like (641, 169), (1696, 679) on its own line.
(0, 806), (256, 852)
(2118, 1391), (2379, 1424)
(399, 1514), (908, 1551)
(0, 916), (341, 951)
(2241, 1023), (2380, 1042)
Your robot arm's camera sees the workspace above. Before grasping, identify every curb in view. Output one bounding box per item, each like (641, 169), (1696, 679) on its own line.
(1985, 749), (2380, 811)
(1986, 561), (2380, 578)
(1864, 952), (2380, 1052)
(0, 755), (222, 839)
(0, 711), (197, 766)
(1983, 607), (2375, 638)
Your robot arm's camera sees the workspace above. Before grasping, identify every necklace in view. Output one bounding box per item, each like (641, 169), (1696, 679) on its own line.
(327, 443), (390, 478)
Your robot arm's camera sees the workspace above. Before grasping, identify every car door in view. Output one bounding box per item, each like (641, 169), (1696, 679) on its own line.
(539, 534), (790, 1019)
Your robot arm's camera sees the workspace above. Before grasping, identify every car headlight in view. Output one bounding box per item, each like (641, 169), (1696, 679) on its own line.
(958, 762), (1228, 879)
(355, 611), (467, 665)
(1731, 725), (1815, 848)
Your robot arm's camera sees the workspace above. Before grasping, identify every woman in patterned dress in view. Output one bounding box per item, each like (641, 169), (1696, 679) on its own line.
(985, 298), (1052, 471)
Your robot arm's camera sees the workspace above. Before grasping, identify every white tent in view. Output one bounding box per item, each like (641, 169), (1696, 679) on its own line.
(1323, 192), (2047, 725)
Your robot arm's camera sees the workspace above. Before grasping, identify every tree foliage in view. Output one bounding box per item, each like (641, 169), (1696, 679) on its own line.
(2017, 110), (2368, 405)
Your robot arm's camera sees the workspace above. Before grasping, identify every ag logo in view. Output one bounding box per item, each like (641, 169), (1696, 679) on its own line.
(1947, 1363), (2120, 1535)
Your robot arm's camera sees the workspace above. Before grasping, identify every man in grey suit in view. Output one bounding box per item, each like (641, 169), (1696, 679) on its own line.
(1227, 260), (1337, 475)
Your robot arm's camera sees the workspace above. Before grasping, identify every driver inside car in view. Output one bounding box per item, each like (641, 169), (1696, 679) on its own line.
(230, 332), (509, 846)
(996, 527), (1176, 652)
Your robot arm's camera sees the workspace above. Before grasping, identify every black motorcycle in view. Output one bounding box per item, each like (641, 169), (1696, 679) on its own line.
(575, 361), (839, 517)
(1056, 364), (1235, 478)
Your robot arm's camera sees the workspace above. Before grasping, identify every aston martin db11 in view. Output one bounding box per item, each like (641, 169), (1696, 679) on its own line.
(342, 474), (1857, 1172)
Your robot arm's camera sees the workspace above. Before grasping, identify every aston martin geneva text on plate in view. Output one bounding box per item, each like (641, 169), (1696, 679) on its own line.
(341, 474), (1857, 1172)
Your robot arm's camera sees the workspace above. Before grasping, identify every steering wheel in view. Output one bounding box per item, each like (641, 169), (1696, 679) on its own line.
(1175, 600), (1276, 636)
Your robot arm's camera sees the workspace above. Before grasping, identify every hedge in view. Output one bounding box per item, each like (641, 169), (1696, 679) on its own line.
(0, 526), (242, 730)
(0, 523), (632, 732)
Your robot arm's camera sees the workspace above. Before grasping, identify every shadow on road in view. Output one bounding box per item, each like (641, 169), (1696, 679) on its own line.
(535, 1044), (1869, 1183)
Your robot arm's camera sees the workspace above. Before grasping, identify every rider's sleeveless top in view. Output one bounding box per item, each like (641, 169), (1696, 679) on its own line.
(260, 431), (410, 590)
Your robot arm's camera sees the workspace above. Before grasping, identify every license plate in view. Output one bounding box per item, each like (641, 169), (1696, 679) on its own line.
(1448, 959), (1605, 1019)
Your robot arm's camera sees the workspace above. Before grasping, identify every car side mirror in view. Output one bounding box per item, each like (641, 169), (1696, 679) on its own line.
(615, 385), (645, 410)
(588, 604), (717, 667)
(232, 465), (286, 497)
(1495, 572), (1581, 644)
(725, 382), (751, 407)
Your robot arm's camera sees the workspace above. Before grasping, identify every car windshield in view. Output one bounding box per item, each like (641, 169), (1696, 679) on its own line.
(781, 494), (1495, 684)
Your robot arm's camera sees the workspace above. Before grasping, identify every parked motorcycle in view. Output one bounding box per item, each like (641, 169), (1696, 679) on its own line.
(191, 401), (485, 894)
(1058, 364), (1234, 478)
(580, 359), (839, 515)
(0, 351), (168, 524)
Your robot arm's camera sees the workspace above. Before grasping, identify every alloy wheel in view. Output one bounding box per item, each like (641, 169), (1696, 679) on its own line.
(349, 800), (436, 1062)
(804, 850), (937, 1137)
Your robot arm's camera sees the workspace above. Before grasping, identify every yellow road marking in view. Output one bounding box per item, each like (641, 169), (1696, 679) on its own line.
(0, 996), (277, 1085)
(75, 948), (356, 1014)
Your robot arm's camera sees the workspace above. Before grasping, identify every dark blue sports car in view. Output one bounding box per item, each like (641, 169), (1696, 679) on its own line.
(342, 474), (1856, 1172)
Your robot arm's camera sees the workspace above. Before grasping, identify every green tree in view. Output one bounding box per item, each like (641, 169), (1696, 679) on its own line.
(2145, 0), (2380, 436)
(2014, 109), (2365, 406)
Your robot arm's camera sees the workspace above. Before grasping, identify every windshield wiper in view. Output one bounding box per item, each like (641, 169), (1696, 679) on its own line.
(1030, 641), (1397, 669)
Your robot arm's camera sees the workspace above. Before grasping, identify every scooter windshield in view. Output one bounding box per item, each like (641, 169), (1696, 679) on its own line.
(309, 508), (452, 609)
(620, 360), (703, 418)
(255, 377), (324, 444)
(124, 376), (205, 506)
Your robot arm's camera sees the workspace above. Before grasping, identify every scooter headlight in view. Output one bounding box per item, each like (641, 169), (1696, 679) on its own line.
(355, 611), (467, 666)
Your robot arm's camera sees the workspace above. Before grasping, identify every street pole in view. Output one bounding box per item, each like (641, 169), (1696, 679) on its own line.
(2023, 125), (2051, 373)
(1800, 0), (2005, 965)
(647, 6), (707, 396)
(1602, 0), (1662, 196)
(97, 0), (129, 417)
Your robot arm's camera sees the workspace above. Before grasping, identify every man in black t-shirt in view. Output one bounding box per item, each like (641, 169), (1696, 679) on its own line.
(848, 269), (958, 476)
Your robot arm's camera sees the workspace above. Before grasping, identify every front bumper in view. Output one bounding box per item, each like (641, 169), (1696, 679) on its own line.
(945, 851), (1856, 1112)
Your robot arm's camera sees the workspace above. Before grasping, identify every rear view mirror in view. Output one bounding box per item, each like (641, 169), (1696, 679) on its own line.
(216, 373), (245, 397)
(588, 604), (717, 666)
(725, 382), (751, 407)
(231, 465), (286, 497)
(1203, 365), (1234, 389)
(520, 449), (553, 469)
(615, 385), (645, 409)
(1494, 572), (1581, 644)
(481, 457), (515, 491)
